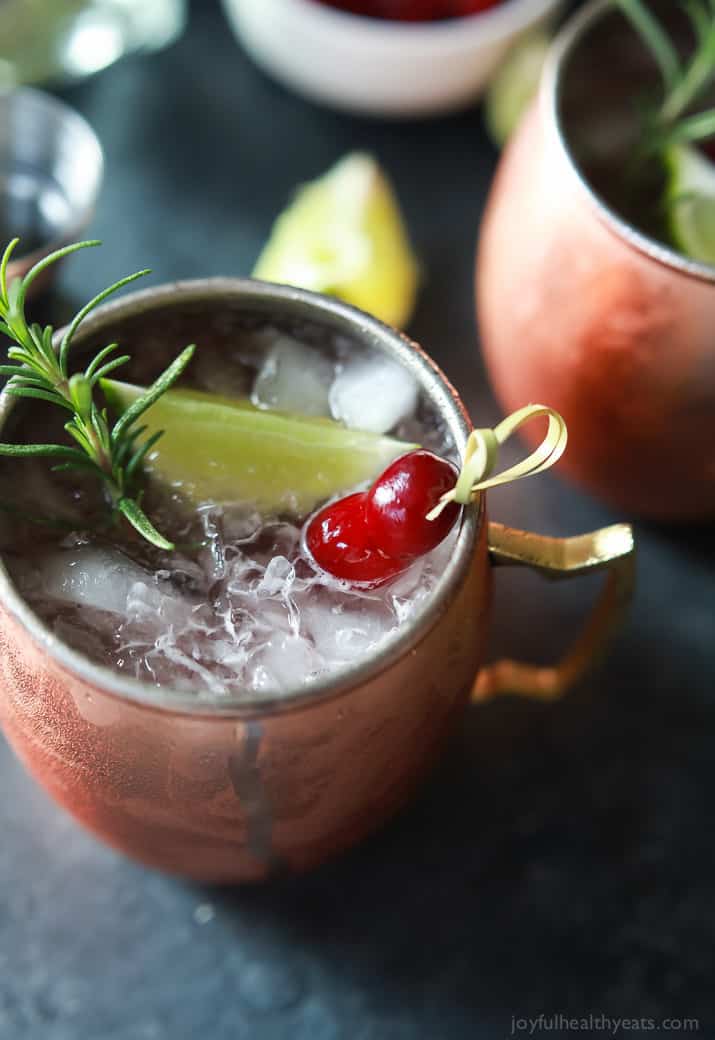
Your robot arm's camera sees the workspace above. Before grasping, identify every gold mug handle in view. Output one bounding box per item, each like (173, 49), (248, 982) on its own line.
(473, 521), (635, 702)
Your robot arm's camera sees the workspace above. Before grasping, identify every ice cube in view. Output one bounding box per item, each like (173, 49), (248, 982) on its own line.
(252, 335), (333, 416)
(202, 635), (251, 673)
(305, 601), (391, 665)
(221, 507), (263, 544)
(393, 557), (428, 595)
(12, 547), (163, 616)
(197, 505), (226, 582)
(222, 551), (303, 636)
(124, 581), (198, 632)
(192, 347), (252, 398)
(329, 355), (419, 434)
(256, 556), (295, 597)
(249, 632), (320, 692)
(150, 632), (229, 697)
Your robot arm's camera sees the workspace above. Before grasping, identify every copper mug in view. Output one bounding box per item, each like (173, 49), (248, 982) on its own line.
(0, 282), (635, 882)
(477, 0), (715, 520)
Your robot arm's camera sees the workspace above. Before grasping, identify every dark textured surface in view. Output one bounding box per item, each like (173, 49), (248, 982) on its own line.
(1, 3), (715, 1038)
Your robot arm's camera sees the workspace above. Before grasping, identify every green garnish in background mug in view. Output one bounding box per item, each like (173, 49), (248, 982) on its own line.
(618, 0), (715, 262)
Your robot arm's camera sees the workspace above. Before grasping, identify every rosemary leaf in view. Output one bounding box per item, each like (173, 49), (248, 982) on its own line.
(90, 408), (111, 454)
(6, 347), (32, 364)
(125, 423), (148, 446)
(617, 0), (681, 91)
(660, 105), (715, 144)
(84, 343), (120, 380)
(117, 496), (173, 551)
(4, 386), (74, 410)
(660, 26), (715, 123)
(64, 421), (94, 455)
(19, 240), (100, 308)
(59, 268), (151, 376)
(89, 355), (131, 386)
(0, 365), (48, 379)
(112, 424), (148, 469)
(110, 344), (196, 444)
(7, 277), (23, 314)
(29, 321), (58, 369)
(0, 443), (92, 461)
(0, 238), (19, 304)
(684, 0), (710, 43)
(125, 429), (164, 480)
(51, 459), (104, 476)
(68, 374), (93, 418)
(7, 376), (57, 392)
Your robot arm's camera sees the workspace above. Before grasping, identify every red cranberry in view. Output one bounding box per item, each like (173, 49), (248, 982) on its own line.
(305, 492), (404, 585)
(364, 450), (460, 560)
(311, 0), (502, 19)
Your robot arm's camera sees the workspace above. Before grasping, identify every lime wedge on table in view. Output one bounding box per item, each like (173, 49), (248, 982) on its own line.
(253, 153), (419, 329)
(101, 380), (416, 515)
(665, 144), (715, 265)
(485, 30), (551, 147)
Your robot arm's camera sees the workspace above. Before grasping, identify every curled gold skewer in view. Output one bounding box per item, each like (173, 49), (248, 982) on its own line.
(427, 405), (568, 521)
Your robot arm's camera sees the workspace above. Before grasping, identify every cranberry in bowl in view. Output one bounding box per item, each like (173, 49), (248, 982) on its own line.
(310, 1), (503, 20)
(221, 0), (562, 117)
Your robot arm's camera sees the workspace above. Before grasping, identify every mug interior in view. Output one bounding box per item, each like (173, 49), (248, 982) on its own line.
(546, 0), (715, 282)
(0, 279), (480, 717)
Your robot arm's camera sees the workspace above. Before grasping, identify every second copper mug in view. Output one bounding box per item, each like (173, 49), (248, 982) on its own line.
(478, 0), (715, 520)
(0, 281), (635, 882)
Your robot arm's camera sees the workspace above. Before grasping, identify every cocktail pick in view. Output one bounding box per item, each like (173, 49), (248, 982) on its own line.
(427, 404), (568, 520)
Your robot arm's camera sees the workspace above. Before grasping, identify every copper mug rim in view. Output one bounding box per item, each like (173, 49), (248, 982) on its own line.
(0, 279), (482, 720)
(542, 0), (715, 284)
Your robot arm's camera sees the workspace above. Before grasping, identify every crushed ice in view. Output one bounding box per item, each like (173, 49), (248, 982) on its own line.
(9, 519), (458, 701)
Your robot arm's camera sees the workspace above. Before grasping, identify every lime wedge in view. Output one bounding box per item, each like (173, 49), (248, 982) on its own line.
(101, 379), (416, 515)
(485, 30), (551, 147)
(253, 153), (419, 329)
(665, 144), (715, 265)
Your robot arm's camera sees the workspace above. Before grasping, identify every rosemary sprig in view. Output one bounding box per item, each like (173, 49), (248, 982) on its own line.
(0, 239), (195, 550)
(617, 0), (681, 93)
(618, 0), (715, 151)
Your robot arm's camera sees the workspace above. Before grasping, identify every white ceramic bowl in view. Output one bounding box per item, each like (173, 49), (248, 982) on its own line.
(221, 0), (562, 117)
